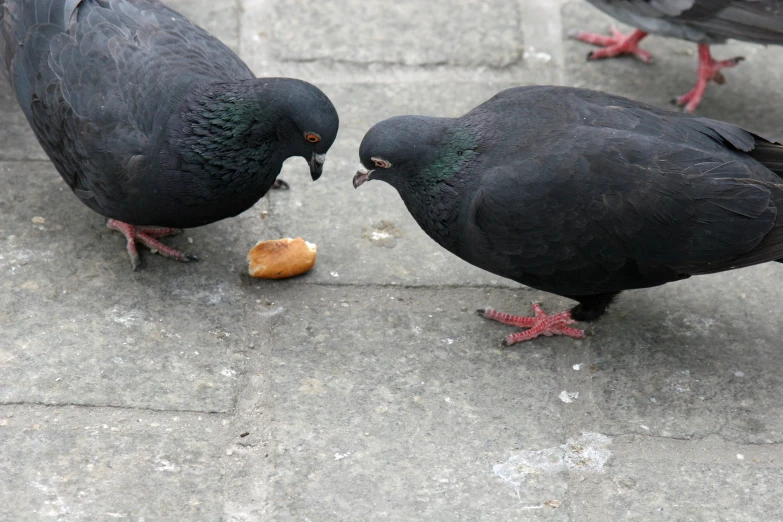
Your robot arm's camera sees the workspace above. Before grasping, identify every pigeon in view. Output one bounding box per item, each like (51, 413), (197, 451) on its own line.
(571, 0), (783, 113)
(0, 0), (339, 269)
(354, 86), (783, 345)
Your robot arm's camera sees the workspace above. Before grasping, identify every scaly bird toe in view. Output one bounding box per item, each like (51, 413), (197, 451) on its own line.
(107, 219), (197, 270)
(572, 28), (652, 63)
(480, 303), (585, 345)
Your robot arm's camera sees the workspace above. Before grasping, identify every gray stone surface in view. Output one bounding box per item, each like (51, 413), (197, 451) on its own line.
(168, 0), (241, 51)
(573, 269), (783, 443)
(255, 285), (566, 520)
(0, 162), (255, 412)
(606, 436), (783, 521)
(271, 0), (522, 68)
(2, 0), (783, 520)
(239, 0), (559, 86)
(0, 406), (232, 521)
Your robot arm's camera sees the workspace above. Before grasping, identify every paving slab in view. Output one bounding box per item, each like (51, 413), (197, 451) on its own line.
(583, 268), (783, 444)
(271, 0), (522, 68)
(242, 284), (569, 520)
(238, 0), (559, 85)
(0, 406), (232, 522)
(167, 0), (241, 52)
(232, 275), (783, 519)
(0, 162), (259, 412)
(538, 264), (783, 445)
(2, 0), (783, 519)
(603, 436), (783, 521)
(0, 281), (248, 412)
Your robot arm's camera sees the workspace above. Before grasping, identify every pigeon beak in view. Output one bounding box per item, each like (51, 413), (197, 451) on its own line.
(309, 153), (326, 181)
(353, 165), (373, 189)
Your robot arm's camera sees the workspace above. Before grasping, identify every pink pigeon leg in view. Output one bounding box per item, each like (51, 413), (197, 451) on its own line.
(478, 307), (538, 328)
(479, 303), (585, 346)
(571, 27), (653, 63)
(130, 226), (181, 238)
(675, 44), (744, 113)
(106, 219), (197, 270)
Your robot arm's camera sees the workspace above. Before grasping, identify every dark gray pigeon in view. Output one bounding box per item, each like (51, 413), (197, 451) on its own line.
(354, 86), (783, 345)
(0, 0), (339, 269)
(572, 0), (783, 112)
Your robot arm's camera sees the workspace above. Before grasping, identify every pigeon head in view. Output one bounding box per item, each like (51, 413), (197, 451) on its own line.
(354, 115), (476, 191)
(263, 78), (339, 180)
(182, 78), (339, 183)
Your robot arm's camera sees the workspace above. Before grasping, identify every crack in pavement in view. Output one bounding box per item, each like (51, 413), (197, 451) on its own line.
(0, 401), (230, 415)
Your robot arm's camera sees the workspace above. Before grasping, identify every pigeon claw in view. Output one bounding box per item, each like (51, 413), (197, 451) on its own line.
(271, 179), (290, 190)
(674, 45), (745, 113)
(573, 27), (652, 63)
(106, 219), (196, 270)
(480, 303), (585, 345)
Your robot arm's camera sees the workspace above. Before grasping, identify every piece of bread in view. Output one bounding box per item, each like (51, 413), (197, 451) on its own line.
(248, 238), (317, 279)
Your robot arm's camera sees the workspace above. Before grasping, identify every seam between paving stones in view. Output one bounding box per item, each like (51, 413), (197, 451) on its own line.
(3, 380), (781, 443)
(218, 307), (280, 516)
(0, 159), (52, 163)
(272, 57), (528, 70)
(254, 74), (550, 85)
(610, 433), (783, 446)
(0, 401), (229, 415)
(263, 281), (529, 291)
(3, 395), (780, 446)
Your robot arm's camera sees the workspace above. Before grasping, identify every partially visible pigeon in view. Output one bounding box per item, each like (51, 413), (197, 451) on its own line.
(354, 86), (783, 345)
(0, 0), (339, 269)
(572, 0), (783, 112)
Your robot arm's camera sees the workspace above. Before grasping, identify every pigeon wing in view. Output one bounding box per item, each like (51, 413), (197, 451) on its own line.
(6, 0), (253, 211)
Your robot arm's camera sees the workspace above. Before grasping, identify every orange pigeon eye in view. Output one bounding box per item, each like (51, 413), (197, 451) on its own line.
(305, 133), (320, 143)
(372, 158), (391, 168)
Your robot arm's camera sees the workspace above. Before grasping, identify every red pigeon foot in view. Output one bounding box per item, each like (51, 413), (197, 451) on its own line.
(675, 44), (744, 113)
(106, 219), (197, 270)
(478, 303), (585, 346)
(571, 27), (652, 63)
(271, 179), (290, 190)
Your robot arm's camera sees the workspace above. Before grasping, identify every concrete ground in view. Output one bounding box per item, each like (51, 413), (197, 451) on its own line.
(2, 0), (783, 520)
